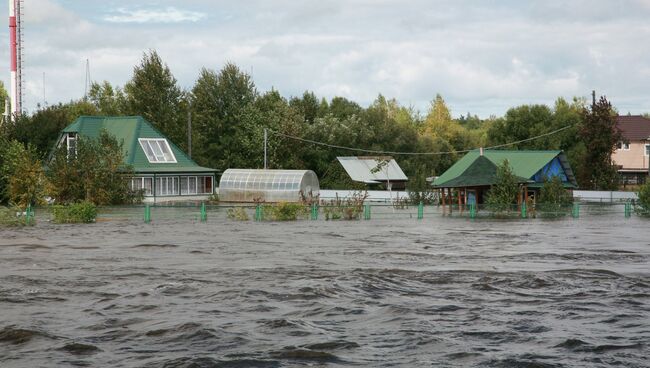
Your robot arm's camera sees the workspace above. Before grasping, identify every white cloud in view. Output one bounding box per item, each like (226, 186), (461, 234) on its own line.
(104, 7), (206, 24)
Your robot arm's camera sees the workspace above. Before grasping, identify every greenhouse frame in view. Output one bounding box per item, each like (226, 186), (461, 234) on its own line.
(219, 169), (320, 203)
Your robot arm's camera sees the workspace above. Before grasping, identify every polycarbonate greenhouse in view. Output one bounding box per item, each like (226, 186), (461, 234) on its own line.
(219, 169), (320, 202)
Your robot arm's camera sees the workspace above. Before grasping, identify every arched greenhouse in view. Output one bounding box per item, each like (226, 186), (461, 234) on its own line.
(219, 169), (320, 202)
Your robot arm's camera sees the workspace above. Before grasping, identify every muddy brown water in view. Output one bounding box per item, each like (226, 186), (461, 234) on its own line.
(1, 210), (649, 367)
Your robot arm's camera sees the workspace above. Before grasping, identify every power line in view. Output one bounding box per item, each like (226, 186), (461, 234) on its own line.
(268, 124), (575, 156)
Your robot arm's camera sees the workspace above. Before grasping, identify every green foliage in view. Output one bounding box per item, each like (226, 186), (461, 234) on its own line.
(577, 96), (621, 190)
(47, 130), (138, 205)
(124, 50), (187, 151)
(0, 140), (49, 208)
(537, 176), (572, 215)
(0, 206), (34, 227)
(262, 202), (308, 221)
(52, 201), (97, 224)
(485, 159), (519, 214)
(88, 81), (127, 115)
(226, 207), (249, 221)
(407, 166), (435, 204)
(636, 182), (650, 215)
(322, 191), (367, 220)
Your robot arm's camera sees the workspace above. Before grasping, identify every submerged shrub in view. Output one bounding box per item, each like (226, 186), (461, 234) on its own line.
(0, 206), (34, 227)
(636, 182), (650, 216)
(52, 201), (97, 223)
(537, 176), (573, 216)
(226, 207), (249, 221)
(263, 202), (308, 221)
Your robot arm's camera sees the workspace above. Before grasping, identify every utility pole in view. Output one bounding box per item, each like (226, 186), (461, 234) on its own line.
(264, 128), (268, 169)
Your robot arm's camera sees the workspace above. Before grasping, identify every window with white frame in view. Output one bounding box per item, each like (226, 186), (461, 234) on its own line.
(129, 177), (153, 196)
(180, 176), (213, 195)
(139, 138), (177, 163)
(156, 176), (179, 196)
(645, 144), (650, 156)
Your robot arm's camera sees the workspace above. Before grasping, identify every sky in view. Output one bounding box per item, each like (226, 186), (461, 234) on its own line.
(1, 0), (650, 117)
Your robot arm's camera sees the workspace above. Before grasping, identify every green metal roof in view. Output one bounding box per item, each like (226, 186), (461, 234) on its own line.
(433, 149), (576, 188)
(61, 116), (217, 174)
(438, 155), (530, 187)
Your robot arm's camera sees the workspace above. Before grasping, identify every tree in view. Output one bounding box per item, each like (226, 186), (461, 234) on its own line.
(124, 50), (186, 150)
(577, 96), (621, 190)
(0, 141), (49, 208)
(191, 63), (257, 170)
(48, 130), (137, 205)
(407, 165), (435, 204)
(8, 101), (99, 159)
(485, 159), (519, 213)
(88, 81), (127, 115)
(538, 175), (572, 215)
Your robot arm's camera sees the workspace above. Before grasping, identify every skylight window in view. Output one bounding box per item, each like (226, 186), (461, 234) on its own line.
(139, 138), (177, 163)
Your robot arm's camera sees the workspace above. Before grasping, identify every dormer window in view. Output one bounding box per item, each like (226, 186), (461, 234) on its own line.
(66, 133), (77, 158)
(139, 138), (177, 163)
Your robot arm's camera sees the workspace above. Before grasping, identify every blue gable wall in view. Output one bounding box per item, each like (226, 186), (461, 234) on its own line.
(532, 157), (568, 183)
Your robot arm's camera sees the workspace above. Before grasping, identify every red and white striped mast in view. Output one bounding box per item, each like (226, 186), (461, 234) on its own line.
(9, 0), (22, 116)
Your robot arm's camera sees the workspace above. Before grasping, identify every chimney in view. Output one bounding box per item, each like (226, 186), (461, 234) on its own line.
(479, 147), (484, 156)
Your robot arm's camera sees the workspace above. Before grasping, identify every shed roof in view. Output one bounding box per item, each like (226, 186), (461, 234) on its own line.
(433, 149), (576, 188)
(616, 115), (650, 141)
(438, 155), (529, 187)
(61, 116), (216, 174)
(337, 156), (408, 184)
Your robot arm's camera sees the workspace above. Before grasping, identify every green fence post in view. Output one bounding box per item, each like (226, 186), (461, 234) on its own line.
(470, 203), (476, 219)
(417, 202), (423, 220)
(200, 202), (207, 222)
(625, 201), (631, 218)
(311, 203), (318, 220)
(572, 202), (579, 219)
(25, 205), (31, 225)
(363, 204), (371, 220)
(521, 202), (527, 219)
(144, 204), (151, 223)
(255, 204), (264, 221)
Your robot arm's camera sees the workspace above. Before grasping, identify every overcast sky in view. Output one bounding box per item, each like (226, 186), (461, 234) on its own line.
(2, 0), (650, 117)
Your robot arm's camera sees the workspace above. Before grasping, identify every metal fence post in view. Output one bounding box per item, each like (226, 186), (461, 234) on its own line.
(470, 203), (476, 219)
(144, 204), (151, 223)
(521, 202), (527, 218)
(311, 203), (318, 220)
(417, 202), (423, 220)
(200, 202), (207, 222)
(625, 201), (631, 218)
(572, 202), (579, 219)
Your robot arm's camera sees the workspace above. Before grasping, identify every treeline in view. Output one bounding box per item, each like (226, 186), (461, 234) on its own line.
(1, 50), (622, 201)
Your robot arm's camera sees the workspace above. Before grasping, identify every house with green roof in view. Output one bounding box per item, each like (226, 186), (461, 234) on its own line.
(432, 149), (577, 207)
(57, 116), (218, 201)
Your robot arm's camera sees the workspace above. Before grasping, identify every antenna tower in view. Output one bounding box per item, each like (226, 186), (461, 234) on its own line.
(9, 0), (24, 116)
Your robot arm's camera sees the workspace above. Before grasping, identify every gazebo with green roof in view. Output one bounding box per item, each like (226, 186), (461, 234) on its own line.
(57, 116), (218, 201)
(432, 149), (577, 213)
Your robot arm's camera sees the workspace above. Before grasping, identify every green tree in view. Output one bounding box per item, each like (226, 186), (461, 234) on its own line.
(636, 181), (650, 215)
(485, 159), (519, 213)
(48, 130), (136, 205)
(538, 175), (572, 215)
(191, 63), (257, 170)
(124, 50), (187, 150)
(407, 165), (435, 204)
(8, 101), (98, 159)
(88, 81), (127, 115)
(577, 96), (621, 190)
(0, 141), (49, 208)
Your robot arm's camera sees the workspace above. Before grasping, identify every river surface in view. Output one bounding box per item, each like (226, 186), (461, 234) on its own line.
(1, 211), (649, 367)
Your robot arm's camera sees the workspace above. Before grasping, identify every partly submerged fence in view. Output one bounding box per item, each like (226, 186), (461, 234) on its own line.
(24, 200), (645, 224)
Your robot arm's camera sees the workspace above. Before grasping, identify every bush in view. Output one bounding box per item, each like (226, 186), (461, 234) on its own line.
(52, 201), (97, 223)
(636, 182), (650, 215)
(226, 207), (249, 221)
(485, 159), (519, 214)
(263, 202), (308, 221)
(537, 176), (572, 216)
(407, 167), (435, 204)
(0, 206), (34, 227)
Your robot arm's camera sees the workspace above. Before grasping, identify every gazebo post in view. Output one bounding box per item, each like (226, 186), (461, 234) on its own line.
(458, 188), (463, 214)
(441, 188), (446, 216)
(448, 188), (452, 215)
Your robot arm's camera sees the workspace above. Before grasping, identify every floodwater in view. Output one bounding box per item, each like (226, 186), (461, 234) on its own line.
(1, 210), (649, 367)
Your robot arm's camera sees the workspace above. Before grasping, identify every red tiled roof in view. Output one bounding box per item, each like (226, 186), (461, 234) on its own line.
(616, 115), (650, 141)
